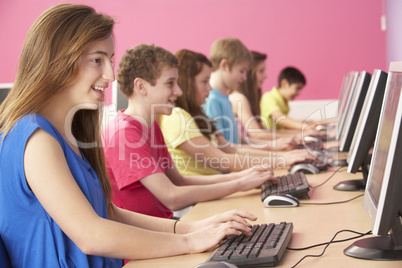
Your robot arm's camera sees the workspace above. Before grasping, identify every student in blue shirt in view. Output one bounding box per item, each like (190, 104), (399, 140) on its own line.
(0, 4), (258, 267)
(202, 37), (250, 144)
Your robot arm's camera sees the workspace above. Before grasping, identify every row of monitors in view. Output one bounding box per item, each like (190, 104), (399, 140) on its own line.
(1, 63), (402, 260)
(337, 69), (387, 173)
(334, 62), (402, 260)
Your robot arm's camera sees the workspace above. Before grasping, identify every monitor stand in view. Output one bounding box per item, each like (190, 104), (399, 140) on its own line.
(333, 157), (369, 191)
(344, 217), (402, 260)
(333, 179), (366, 191)
(344, 235), (402, 260)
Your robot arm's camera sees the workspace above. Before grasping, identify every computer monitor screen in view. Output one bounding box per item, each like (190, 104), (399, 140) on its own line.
(0, 84), (12, 105)
(337, 73), (351, 112)
(338, 71), (358, 113)
(337, 72), (360, 140)
(347, 70), (388, 174)
(339, 71), (371, 152)
(344, 62), (402, 260)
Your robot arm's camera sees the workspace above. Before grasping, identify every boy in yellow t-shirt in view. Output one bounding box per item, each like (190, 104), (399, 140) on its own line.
(260, 66), (317, 131)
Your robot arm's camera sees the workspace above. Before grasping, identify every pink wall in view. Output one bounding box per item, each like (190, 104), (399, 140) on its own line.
(0, 0), (386, 102)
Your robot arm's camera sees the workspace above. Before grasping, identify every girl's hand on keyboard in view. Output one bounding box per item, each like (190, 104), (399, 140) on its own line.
(280, 149), (316, 166)
(185, 210), (257, 253)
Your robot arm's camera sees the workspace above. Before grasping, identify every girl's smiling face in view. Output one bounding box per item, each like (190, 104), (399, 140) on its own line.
(64, 35), (115, 110)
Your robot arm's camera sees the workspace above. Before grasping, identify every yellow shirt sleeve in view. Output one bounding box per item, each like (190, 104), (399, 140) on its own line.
(160, 107), (220, 176)
(160, 107), (203, 148)
(260, 87), (289, 129)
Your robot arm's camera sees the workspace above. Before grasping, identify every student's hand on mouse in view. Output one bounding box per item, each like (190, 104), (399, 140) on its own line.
(184, 210), (257, 253)
(295, 130), (319, 144)
(283, 149), (316, 166)
(301, 128), (321, 137)
(304, 121), (321, 131)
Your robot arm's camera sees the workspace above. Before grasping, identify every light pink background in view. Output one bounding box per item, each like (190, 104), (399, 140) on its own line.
(0, 0), (387, 103)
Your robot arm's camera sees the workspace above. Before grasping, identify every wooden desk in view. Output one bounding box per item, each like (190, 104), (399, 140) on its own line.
(125, 167), (402, 267)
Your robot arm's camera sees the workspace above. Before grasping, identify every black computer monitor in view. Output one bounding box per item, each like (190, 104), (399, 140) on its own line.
(0, 84), (12, 105)
(337, 73), (352, 112)
(333, 70), (387, 191)
(347, 70), (388, 174)
(343, 62), (402, 260)
(337, 71), (360, 140)
(338, 71), (371, 152)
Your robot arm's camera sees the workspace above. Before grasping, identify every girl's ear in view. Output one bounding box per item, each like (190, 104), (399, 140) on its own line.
(133, 78), (147, 96)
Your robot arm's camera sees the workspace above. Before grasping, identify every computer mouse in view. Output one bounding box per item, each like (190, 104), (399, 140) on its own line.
(194, 261), (238, 268)
(263, 193), (300, 207)
(303, 135), (320, 143)
(289, 163), (320, 175)
(315, 125), (328, 131)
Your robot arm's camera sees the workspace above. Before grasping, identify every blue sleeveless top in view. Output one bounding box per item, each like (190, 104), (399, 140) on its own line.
(0, 114), (121, 267)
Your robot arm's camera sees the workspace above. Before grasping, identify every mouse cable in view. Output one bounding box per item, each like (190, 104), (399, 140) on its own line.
(299, 193), (363, 205)
(309, 165), (346, 189)
(288, 229), (372, 268)
(287, 229), (372, 251)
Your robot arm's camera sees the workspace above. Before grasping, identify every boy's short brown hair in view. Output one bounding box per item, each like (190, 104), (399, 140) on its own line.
(209, 37), (252, 72)
(278, 66), (306, 88)
(117, 44), (178, 97)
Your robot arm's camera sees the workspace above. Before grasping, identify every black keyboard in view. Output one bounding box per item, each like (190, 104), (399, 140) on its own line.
(206, 222), (293, 267)
(261, 172), (310, 200)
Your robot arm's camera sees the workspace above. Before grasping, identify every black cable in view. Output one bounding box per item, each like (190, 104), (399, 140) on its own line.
(309, 165), (345, 189)
(289, 229), (372, 268)
(299, 193), (364, 205)
(287, 230), (372, 250)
